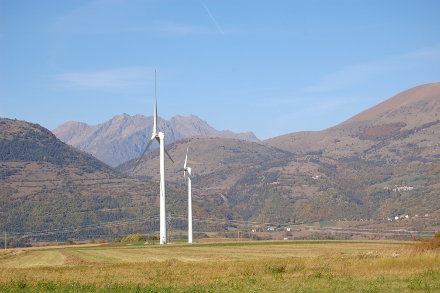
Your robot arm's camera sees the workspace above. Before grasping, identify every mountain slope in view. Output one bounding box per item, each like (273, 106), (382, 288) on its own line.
(120, 136), (290, 184)
(118, 136), (293, 221)
(0, 119), (112, 172)
(124, 83), (440, 229)
(345, 83), (440, 127)
(54, 114), (259, 167)
(0, 118), (168, 244)
(259, 83), (440, 226)
(2, 83), (439, 244)
(264, 82), (440, 162)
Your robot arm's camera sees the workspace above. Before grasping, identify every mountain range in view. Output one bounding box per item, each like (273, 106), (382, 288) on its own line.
(53, 114), (259, 167)
(120, 82), (440, 230)
(1, 82), (439, 243)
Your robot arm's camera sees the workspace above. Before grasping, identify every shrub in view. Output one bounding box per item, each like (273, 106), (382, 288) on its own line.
(413, 234), (440, 252)
(147, 235), (159, 241)
(265, 264), (286, 274)
(123, 234), (146, 242)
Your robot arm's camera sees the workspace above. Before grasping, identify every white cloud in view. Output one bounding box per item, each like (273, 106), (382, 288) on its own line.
(304, 61), (389, 93)
(305, 45), (440, 93)
(55, 67), (150, 90)
(151, 20), (214, 35)
(403, 45), (440, 61)
(53, 0), (128, 34)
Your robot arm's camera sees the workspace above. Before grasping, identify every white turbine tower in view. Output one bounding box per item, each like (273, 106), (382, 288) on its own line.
(133, 70), (173, 245)
(183, 147), (193, 244)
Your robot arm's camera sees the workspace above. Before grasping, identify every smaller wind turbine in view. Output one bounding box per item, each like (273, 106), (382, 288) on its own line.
(133, 70), (173, 245)
(183, 147), (193, 244)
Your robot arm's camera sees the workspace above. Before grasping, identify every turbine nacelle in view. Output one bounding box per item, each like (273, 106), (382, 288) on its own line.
(184, 166), (192, 180)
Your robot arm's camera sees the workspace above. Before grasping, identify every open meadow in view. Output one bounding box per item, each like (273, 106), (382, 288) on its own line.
(0, 240), (439, 292)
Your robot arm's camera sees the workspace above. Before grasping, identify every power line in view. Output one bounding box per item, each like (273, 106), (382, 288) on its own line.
(4, 213), (437, 241)
(1, 177), (137, 184)
(0, 206), (153, 217)
(10, 215), (160, 238)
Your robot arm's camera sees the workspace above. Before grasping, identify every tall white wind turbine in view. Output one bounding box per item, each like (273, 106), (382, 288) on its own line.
(183, 147), (193, 244)
(133, 70), (173, 245)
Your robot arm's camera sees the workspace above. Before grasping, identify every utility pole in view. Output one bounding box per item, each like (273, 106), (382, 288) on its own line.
(237, 231), (243, 241)
(4, 231), (6, 250)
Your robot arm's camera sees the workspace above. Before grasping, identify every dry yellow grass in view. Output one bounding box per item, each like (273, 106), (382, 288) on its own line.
(0, 240), (439, 292)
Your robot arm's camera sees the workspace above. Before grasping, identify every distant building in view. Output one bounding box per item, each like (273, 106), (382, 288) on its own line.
(392, 185), (414, 192)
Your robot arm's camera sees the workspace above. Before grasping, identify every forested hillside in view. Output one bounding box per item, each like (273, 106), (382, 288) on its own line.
(0, 119), (176, 245)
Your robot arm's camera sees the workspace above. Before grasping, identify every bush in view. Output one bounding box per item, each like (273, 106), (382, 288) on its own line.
(123, 234), (146, 242)
(265, 264), (286, 274)
(413, 234), (440, 252)
(147, 235), (159, 241)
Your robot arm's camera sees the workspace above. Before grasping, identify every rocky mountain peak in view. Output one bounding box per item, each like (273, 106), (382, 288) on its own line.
(53, 114), (259, 167)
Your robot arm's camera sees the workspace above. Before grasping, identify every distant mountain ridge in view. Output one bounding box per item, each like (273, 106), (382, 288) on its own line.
(53, 114), (259, 167)
(265, 82), (440, 162)
(1, 82), (439, 243)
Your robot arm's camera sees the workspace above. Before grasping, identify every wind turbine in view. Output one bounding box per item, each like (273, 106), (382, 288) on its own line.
(183, 147), (193, 244)
(133, 70), (173, 245)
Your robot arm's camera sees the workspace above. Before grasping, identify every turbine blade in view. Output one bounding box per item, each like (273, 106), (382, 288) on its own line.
(153, 70), (157, 134)
(164, 147), (174, 163)
(184, 147), (188, 169)
(132, 138), (155, 172)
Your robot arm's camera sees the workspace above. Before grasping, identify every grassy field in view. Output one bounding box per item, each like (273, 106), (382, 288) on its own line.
(0, 240), (439, 292)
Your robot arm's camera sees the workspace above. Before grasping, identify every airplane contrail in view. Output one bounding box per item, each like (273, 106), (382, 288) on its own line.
(202, 2), (224, 35)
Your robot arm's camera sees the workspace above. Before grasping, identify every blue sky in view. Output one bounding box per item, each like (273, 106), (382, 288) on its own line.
(1, 0), (439, 139)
